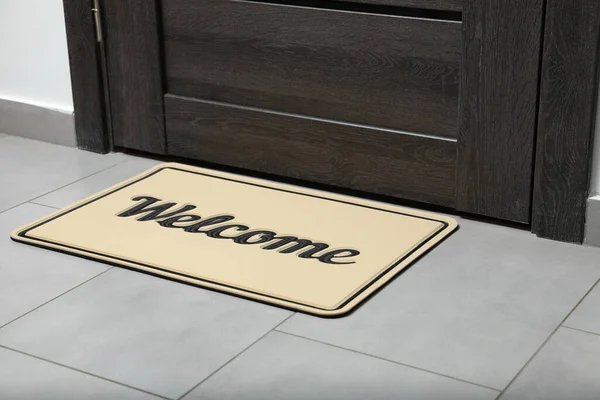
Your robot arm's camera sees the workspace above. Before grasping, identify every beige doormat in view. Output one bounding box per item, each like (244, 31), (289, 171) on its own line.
(11, 163), (457, 316)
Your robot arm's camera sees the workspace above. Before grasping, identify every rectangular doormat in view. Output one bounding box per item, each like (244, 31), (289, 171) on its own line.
(11, 163), (457, 317)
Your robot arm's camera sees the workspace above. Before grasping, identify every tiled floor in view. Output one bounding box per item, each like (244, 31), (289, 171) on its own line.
(1, 134), (600, 399)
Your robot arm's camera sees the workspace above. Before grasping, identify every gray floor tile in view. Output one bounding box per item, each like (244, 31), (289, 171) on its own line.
(501, 327), (600, 400)
(278, 219), (600, 389)
(0, 268), (292, 399)
(0, 346), (160, 400)
(34, 157), (162, 209)
(564, 281), (600, 334)
(0, 136), (125, 212)
(0, 203), (110, 327)
(184, 331), (498, 400)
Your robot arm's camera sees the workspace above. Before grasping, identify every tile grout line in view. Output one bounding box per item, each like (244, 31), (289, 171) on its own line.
(274, 329), (501, 393)
(0, 199), (54, 217)
(0, 345), (169, 400)
(562, 325), (600, 338)
(0, 268), (114, 331)
(495, 275), (600, 400)
(27, 201), (59, 209)
(27, 159), (128, 204)
(175, 313), (297, 400)
(0, 159), (126, 216)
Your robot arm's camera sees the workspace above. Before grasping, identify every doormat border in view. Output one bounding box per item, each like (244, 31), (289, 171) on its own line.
(11, 163), (458, 317)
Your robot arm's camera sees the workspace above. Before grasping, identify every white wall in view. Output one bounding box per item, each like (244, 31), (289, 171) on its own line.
(0, 0), (73, 112)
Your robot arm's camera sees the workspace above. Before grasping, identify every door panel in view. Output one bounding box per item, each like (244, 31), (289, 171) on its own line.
(103, 1), (165, 153)
(162, 0), (461, 138)
(337, 0), (462, 11)
(103, 0), (545, 223)
(456, 0), (544, 222)
(166, 95), (457, 206)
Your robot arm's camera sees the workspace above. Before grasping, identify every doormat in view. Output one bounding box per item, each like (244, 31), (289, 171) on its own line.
(11, 163), (457, 317)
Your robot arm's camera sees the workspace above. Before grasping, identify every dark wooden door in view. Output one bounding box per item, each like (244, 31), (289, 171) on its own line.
(102, 0), (544, 223)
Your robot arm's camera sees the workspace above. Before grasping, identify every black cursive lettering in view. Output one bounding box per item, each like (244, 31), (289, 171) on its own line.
(157, 214), (202, 228)
(183, 215), (235, 233)
(118, 196), (196, 221)
(117, 196), (360, 264)
(204, 224), (250, 239)
(233, 230), (276, 245)
(318, 249), (361, 265)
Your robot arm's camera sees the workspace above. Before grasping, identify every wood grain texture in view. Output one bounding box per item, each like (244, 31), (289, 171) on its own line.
(103, 0), (166, 154)
(162, 0), (461, 138)
(337, 0), (462, 11)
(532, 0), (600, 243)
(165, 95), (457, 206)
(62, 0), (109, 153)
(456, 0), (544, 223)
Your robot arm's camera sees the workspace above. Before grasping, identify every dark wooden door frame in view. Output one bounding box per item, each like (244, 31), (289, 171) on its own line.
(62, 0), (600, 243)
(532, 0), (600, 243)
(63, 0), (111, 153)
(457, 0), (543, 223)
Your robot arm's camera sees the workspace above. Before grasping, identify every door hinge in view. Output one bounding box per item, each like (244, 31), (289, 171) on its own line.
(92, 0), (103, 43)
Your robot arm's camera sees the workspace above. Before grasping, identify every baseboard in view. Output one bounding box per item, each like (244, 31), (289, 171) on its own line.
(0, 98), (76, 147)
(586, 195), (600, 247)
